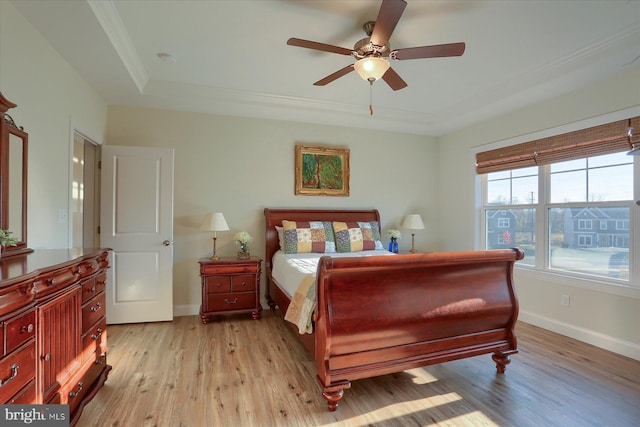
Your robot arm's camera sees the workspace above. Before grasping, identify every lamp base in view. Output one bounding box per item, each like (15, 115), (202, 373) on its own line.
(210, 255), (219, 260)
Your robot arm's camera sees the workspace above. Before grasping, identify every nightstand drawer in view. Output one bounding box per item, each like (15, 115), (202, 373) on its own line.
(201, 263), (259, 275)
(205, 276), (231, 293)
(206, 292), (255, 311)
(231, 275), (255, 292)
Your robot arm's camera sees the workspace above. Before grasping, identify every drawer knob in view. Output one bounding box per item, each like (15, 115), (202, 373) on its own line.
(90, 302), (102, 312)
(224, 298), (238, 305)
(20, 323), (34, 334)
(91, 328), (103, 340)
(42, 353), (51, 361)
(90, 286), (97, 293)
(0, 364), (19, 388)
(46, 278), (57, 286)
(69, 381), (84, 398)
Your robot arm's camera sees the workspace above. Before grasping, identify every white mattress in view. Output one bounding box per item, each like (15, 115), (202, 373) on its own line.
(271, 250), (394, 298)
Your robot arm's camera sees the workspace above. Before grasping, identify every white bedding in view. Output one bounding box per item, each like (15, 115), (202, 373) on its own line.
(272, 249), (394, 298)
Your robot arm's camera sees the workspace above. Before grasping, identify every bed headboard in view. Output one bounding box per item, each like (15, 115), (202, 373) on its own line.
(263, 208), (381, 273)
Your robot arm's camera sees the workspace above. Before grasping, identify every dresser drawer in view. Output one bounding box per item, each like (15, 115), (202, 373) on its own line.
(81, 273), (106, 303)
(205, 276), (231, 293)
(4, 309), (35, 356)
(33, 266), (79, 298)
(67, 354), (106, 413)
(0, 341), (35, 403)
(231, 274), (255, 292)
(81, 318), (107, 364)
(6, 379), (36, 404)
(206, 292), (255, 311)
(82, 292), (105, 332)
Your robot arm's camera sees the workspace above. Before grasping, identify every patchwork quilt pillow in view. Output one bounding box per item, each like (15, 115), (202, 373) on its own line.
(333, 221), (385, 252)
(282, 220), (336, 254)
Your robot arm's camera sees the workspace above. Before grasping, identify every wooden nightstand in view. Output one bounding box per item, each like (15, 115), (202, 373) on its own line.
(198, 257), (262, 323)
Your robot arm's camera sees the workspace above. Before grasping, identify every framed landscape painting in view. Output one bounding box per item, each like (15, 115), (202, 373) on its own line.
(295, 145), (350, 196)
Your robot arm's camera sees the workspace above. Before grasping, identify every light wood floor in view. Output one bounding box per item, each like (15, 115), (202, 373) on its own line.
(78, 311), (640, 427)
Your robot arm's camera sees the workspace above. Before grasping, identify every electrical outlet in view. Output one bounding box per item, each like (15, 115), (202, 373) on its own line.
(561, 294), (570, 307)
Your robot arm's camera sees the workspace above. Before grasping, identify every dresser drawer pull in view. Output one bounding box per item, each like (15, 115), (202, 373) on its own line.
(0, 364), (19, 387)
(20, 323), (34, 334)
(239, 281), (247, 287)
(42, 353), (51, 361)
(68, 381), (83, 398)
(90, 302), (102, 312)
(224, 298), (238, 305)
(95, 354), (107, 366)
(91, 328), (103, 340)
(90, 286), (97, 293)
(46, 278), (57, 286)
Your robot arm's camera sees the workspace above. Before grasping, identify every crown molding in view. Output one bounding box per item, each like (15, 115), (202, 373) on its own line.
(87, 0), (148, 93)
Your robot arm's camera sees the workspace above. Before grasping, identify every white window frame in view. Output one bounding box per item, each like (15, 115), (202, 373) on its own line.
(474, 107), (640, 300)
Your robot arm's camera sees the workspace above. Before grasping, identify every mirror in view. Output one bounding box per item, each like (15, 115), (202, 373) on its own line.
(0, 92), (31, 257)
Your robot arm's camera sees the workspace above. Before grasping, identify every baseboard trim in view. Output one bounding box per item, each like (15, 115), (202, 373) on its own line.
(173, 304), (199, 317)
(519, 310), (640, 361)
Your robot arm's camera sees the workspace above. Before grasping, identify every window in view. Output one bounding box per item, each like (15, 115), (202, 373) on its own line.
(483, 152), (633, 282)
(578, 219), (592, 230)
(484, 167), (537, 266)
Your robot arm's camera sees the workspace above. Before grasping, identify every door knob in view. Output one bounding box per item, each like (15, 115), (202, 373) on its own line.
(163, 240), (172, 246)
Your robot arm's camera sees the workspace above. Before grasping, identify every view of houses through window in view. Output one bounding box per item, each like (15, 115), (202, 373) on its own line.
(483, 151), (633, 281)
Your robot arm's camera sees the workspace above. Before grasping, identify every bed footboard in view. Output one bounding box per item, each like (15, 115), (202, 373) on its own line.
(313, 248), (524, 411)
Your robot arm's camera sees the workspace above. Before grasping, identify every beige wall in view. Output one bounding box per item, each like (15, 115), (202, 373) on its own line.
(438, 65), (640, 360)
(106, 107), (437, 313)
(0, 1), (107, 248)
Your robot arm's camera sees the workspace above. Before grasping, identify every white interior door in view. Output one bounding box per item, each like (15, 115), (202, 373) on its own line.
(101, 145), (174, 324)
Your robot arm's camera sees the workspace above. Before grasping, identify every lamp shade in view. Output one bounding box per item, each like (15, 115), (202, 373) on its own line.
(200, 212), (229, 232)
(354, 57), (390, 81)
(402, 214), (425, 230)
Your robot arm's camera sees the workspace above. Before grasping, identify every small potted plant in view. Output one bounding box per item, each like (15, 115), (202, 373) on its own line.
(0, 229), (19, 258)
(234, 231), (253, 260)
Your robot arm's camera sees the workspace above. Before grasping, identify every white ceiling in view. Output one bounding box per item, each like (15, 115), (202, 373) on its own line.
(10, 0), (640, 136)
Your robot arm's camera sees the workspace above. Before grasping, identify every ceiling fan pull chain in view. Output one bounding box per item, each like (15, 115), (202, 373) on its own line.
(369, 79), (374, 116)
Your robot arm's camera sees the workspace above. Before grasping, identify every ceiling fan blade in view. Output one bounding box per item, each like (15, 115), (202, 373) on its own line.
(392, 42), (466, 60)
(381, 67), (407, 91)
(287, 38), (353, 56)
(370, 0), (407, 48)
(313, 64), (355, 86)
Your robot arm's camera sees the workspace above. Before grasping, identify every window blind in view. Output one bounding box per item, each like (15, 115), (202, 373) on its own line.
(475, 116), (640, 174)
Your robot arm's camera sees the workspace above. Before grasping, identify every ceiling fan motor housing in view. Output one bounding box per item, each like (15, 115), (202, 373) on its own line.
(353, 21), (391, 59)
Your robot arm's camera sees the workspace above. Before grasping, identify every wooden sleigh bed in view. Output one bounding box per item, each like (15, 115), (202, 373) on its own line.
(264, 208), (524, 411)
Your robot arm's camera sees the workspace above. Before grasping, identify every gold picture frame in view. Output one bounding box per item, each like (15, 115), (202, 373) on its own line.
(295, 145), (350, 197)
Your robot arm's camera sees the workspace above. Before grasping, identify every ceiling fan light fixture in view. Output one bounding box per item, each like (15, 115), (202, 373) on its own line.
(354, 56), (390, 82)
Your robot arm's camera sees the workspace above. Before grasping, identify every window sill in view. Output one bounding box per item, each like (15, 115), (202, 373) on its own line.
(515, 265), (640, 299)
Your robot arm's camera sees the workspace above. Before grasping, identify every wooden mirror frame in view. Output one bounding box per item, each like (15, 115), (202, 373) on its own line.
(0, 92), (31, 257)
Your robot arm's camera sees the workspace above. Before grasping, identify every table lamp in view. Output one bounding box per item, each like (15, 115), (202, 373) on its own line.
(402, 214), (425, 253)
(200, 212), (229, 260)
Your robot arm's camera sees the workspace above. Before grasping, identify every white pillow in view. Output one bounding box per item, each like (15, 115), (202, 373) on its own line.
(275, 226), (284, 251)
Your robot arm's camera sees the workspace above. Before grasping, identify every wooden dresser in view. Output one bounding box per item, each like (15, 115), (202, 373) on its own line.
(0, 249), (111, 425)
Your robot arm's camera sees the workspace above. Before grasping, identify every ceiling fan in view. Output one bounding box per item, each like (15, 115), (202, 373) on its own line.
(287, 0), (466, 92)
